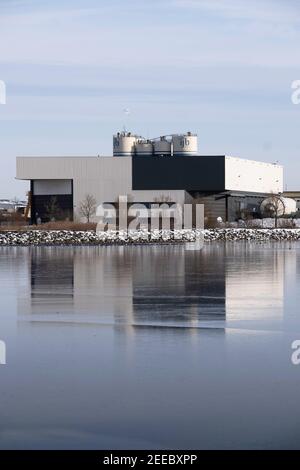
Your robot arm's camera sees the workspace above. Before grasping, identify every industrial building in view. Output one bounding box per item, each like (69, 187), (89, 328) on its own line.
(16, 132), (284, 224)
(0, 199), (27, 215)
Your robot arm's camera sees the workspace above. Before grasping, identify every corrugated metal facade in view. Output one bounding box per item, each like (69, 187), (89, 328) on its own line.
(16, 157), (187, 221)
(16, 155), (284, 223)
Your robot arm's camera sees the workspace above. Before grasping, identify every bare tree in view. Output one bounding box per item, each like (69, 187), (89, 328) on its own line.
(261, 194), (285, 228)
(79, 194), (97, 223)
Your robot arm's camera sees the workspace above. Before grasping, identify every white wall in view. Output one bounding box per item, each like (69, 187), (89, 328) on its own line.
(225, 156), (283, 194)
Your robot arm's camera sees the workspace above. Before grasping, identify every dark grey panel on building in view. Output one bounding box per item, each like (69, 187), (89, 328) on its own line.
(132, 155), (225, 191)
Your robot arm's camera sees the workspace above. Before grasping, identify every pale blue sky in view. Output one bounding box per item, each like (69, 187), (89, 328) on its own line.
(0, 0), (299, 197)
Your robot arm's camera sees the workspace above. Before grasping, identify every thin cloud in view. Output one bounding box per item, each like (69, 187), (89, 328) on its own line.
(0, 2), (299, 68)
(172, 0), (300, 24)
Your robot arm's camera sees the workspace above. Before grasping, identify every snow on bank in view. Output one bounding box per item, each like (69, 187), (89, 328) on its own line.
(1, 229), (300, 246)
(204, 228), (300, 241)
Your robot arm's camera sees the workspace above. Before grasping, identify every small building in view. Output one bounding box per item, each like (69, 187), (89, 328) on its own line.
(0, 199), (27, 215)
(0, 200), (15, 213)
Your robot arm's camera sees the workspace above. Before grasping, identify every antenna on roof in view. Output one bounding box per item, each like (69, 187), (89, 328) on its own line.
(122, 108), (130, 133)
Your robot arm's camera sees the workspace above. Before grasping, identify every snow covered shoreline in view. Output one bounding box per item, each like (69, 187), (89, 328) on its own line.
(1, 228), (300, 246)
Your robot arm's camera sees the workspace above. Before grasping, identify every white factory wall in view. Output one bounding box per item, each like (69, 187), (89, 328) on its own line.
(225, 156), (283, 194)
(16, 157), (187, 221)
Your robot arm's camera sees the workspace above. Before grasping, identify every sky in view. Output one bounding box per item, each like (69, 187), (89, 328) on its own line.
(0, 0), (299, 198)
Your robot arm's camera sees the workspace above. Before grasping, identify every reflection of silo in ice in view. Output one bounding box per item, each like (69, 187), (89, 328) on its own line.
(135, 140), (153, 156)
(154, 137), (172, 156)
(172, 132), (198, 156)
(113, 132), (137, 157)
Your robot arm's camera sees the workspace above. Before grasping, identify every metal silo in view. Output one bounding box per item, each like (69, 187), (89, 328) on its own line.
(153, 137), (172, 156)
(172, 132), (198, 156)
(113, 132), (137, 157)
(135, 140), (153, 156)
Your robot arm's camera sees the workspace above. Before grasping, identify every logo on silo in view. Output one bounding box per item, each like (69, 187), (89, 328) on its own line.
(0, 80), (6, 104)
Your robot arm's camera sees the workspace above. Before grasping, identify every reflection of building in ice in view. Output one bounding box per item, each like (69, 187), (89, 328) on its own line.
(16, 243), (300, 330)
(0, 247), (30, 339)
(18, 245), (226, 328)
(132, 245), (226, 326)
(31, 248), (74, 304)
(73, 247), (134, 324)
(18, 247), (134, 325)
(18, 247), (74, 319)
(225, 244), (285, 322)
(282, 247), (300, 327)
